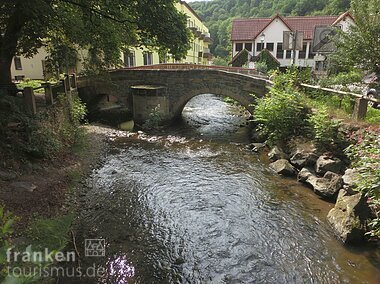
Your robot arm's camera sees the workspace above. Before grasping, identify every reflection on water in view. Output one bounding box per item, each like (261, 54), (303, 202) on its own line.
(69, 95), (379, 283)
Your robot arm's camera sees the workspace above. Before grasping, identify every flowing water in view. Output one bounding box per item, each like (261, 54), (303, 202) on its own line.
(70, 94), (379, 283)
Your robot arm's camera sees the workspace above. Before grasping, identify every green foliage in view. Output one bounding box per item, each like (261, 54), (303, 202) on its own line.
(0, 0), (191, 83)
(0, 91), (87, 160)
(0, 206), (15, 280)
(257, 49), (280, 72)
(333, 0), (380, 74)
(24, 95), (87, 159)
(212, 57), (229, 66)
(231, 49), (249, 67)
(319, 70), (363, 87)
(143, 105), (163, 130)
(253, 70), (311, 143)
(308, 107), (343, 149)
(190, 0), (350, 59)
(345, 127), (380, 239)
(255, 62), (268, 74)
(365, 108), (380, 124)
(27, 214), (74, 252)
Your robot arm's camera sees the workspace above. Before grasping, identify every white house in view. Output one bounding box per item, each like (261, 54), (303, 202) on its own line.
(231, 12), (355, 70)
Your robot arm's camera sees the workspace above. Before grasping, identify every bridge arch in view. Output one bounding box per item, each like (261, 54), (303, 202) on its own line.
(172, 88), (255, 118)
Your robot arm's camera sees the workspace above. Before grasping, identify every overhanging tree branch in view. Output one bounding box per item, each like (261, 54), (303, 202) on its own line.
(58, 0), (136, 24)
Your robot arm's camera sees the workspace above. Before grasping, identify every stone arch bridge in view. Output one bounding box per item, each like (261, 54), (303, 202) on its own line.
(78, 64), (272, 123)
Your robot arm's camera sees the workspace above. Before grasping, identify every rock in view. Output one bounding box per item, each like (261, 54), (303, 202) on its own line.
(342, 168), (359, 190)
(290, 150), (319, 169)
(10, 182), (37, 192)
(250, 129), (267, 143)
(270, 159), (296, 176)
(315, 155), (343, 175)
(268, 146), (288, 162)
(249, 143), (266, 152)
(297, 167), (314, 182)
(305, 172), (343, 199)
(0, 170), (17, 181)
(327, 189), (371, 244)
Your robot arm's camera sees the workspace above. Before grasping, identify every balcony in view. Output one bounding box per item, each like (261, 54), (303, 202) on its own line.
(204, 33), (212, 43)
(203, 48), (212, 59)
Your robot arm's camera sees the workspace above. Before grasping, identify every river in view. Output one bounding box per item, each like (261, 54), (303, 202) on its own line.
(70, 94), (379, 283)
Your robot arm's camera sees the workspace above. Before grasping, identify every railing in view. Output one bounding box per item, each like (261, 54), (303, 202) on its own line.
(22, 74), (78, 115)
(122, 63), (265, 77)
(300, 83), (379, 120)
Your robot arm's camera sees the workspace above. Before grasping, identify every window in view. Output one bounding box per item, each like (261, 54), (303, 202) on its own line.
(299, 43), (307, 59)
(124, 51), (135, 67)
(276, 43), (283, 59)
(256, 42), (264, 52)
(244, 43), (252, 51)
(143, 52), (153, 65)
(14, 57), (22, 70)
(266, 43), (274, 51)
(286, 50), (292, 59)
(308, 45), (314, 59)
(235, 43), (243, 52)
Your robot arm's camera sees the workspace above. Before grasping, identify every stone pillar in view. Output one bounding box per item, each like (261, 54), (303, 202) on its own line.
(43, 83), (54, 106)
(131, 85), (170, 124)
(23, 87), (36, 115)
(352, 98), (368, 120)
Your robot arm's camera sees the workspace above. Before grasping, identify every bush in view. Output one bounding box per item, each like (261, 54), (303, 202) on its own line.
(255, 62), (268, 74)
(319, 70), (362, 88)
(308, 107), (343, 149)
(253, 84), (310, 144)
(345, 127), (380, 239)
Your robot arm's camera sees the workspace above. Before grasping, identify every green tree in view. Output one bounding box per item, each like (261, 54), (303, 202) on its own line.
(333, 0), (380, 73)
(0, 0), (191, 92)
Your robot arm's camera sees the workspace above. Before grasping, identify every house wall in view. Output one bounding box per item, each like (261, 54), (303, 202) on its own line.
(11, 49), (48, 80)
(232, 15), (355, 70)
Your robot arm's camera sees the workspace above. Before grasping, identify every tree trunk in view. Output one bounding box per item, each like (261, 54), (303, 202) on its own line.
(0, 51), (17, 95)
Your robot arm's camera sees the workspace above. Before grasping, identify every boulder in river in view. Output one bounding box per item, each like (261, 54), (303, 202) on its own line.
(297, 167), (314, 182)
(270, 159), (296, 176)
(290, 149), (319, 169)
(315, 155), (343, 175)
(305, 171), (343, 199)
(268, 146), (288, 162)
(342, 168), (360, 190)
(327, 189), (371, 244)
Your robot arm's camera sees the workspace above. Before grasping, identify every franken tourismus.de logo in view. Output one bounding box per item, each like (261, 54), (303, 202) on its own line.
(85, 239), (106, 257)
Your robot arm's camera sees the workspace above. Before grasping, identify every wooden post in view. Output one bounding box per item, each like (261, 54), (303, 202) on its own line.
(71, 73), (77, 89)
(352, 98), (368, 120)
(43, 83), (54, 105)
(62, 75), (72, 106)
(23, 87), (36, 115)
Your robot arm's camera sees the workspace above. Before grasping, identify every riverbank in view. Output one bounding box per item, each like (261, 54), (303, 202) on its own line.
(0, 125), (111, 232)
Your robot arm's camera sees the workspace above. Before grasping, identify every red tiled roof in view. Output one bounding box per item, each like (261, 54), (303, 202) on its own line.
(231, 13), (352, 41)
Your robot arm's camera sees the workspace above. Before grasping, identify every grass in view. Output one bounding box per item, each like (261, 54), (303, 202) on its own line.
(26, 214), (74, 252)
(302, 90), (380, 124)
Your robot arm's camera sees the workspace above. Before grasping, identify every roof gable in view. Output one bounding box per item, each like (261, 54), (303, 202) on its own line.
(231, 12), (352, 41)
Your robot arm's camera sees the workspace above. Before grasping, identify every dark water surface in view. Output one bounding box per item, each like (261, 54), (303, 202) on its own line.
(71, 95), (379, 283)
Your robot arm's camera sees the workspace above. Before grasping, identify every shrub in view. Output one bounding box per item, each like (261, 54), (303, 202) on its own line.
(253, 87), (310, 144)
(255, 62), (268, 74)
(142, 105), (163, 130)
(257, 49), (280, 72)
(319, 70), (362, 88)
(345, 127), (380, 239)
(308, 107), (343, 149)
